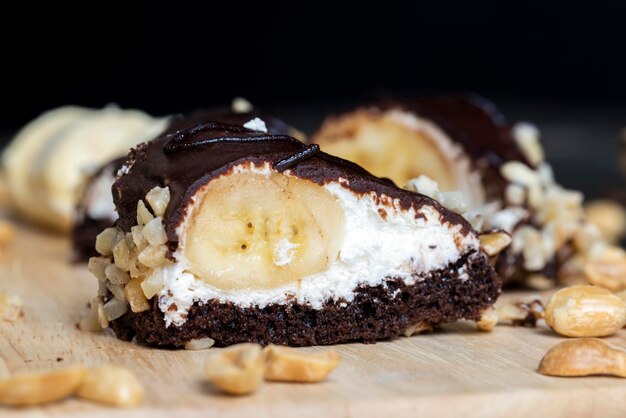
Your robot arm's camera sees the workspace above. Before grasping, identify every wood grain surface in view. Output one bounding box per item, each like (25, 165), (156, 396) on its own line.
(2, 222), (626, 417)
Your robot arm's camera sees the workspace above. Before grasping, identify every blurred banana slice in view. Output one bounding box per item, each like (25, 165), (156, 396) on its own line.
(2, 105), (167, 232)
(313, 108), (485, 209)
(3, 106), (92, 228)
(184, 171), (345, 290)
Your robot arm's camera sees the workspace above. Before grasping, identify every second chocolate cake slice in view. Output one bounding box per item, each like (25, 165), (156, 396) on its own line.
(87, 120), (503, 347)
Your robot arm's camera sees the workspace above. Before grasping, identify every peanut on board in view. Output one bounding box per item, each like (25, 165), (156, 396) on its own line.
(263, 345), (341, 383)
(205, 343), (265, 396)
(538, 338), (626, 378)
(584, 246), (626, 292)
(476, 308), (498, 332)
(77, 365), (144, 408)
(0, 366), (85, 406)
(544, 285), (626, 337)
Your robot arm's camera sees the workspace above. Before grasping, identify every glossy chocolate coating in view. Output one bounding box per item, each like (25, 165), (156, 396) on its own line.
(113, 123), (473, 252)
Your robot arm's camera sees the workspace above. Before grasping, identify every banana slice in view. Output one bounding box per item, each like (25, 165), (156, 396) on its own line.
(184, 171), (345, 290)
(2, 106), (91, 228)
(314, 109), (485, 208)
(40, 107), (168, 232)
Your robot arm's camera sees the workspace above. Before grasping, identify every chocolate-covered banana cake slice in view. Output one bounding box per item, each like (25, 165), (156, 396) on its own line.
(87, 121), (503, 347)
(313, 95), (590, 287)
(73, 108), (300, 261)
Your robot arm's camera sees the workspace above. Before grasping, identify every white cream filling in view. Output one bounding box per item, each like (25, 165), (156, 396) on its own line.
(85, 167), (117, 221)
(243, 117), (267, 133)
(153, 165), (479, 327)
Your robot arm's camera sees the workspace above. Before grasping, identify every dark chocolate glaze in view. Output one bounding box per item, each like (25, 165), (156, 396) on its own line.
(110, 251), (499, 347)
(73, 108), (297, 262)
(113, 123), (474, 252)
(165, 108), (296, 138)
(72, 157), (127, 262)
(319, 94), (529, 201)
(400, 94), (527, 167)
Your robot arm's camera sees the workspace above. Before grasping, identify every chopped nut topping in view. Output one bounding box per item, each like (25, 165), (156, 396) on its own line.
(145, 186), (170, 218)
(140, 269), (164, 299)
(105, 263), (130, 285)
(496, 296), (544, 327)
(505, 184), (526, 206)
(479, 231), (512, 256)
(95, 227), (118, 256)
(500, 161), (539, 187)
(142, 217), (168, 246)
(185, 337), (216, 350)
(137, 244), (168, 268)
(403, 320), (433, 337)
(124, 277), (150, 313)
(103, 298), (129, 321)
(512, 122), (544, 167)
(112, 239), (131, 271)
(476, 307), (497, 332)
(136, 200), (154, 226)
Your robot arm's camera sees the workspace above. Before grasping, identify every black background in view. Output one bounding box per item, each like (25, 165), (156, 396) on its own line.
(2, 1), (626, 130)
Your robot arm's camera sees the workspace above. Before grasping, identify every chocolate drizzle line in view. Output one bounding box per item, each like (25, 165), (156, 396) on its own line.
(164, 121), (293, 155)
(274, 144), (320, 172)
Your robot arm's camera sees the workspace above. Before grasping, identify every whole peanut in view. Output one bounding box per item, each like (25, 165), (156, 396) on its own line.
(544, 285), (626, 337)
(539, 338), (626, 377)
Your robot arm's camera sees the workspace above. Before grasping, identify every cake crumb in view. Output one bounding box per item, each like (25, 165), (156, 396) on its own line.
(0, 293), (23, 322)
(243, 118), (268, 133)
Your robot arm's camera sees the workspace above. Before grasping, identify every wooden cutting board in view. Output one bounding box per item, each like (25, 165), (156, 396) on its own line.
(2, 222), (626, 417)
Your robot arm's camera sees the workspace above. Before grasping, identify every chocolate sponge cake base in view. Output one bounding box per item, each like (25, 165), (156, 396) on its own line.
(110, 252), (500, 347)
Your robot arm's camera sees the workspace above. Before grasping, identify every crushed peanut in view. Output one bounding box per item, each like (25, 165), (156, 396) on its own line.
(184, 337), (216, 350)
(0, 219), (15, 247)
(479, 231), (512, 257)
(137, 245), (168, 268)
(544, 285), (626, 337)
(512, 122), (544, 167)
(86, 187), (172, 331)
(495, 296), (544, 327)
(476, 307), (498, 332)
(205, 343), (265, 395)
(403, 320), (433, 337)
(145, 187), (170, 218)
(95, 228), (118, 256)
(124, 277), (150, 313)
(0, 293), (23, 322)
(263, 345), (340, 383)
(103, 298), (129, 321)
(136, 200), (154, 226)
(142, 218), (167, 246)
(538, 338), (626, 378)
